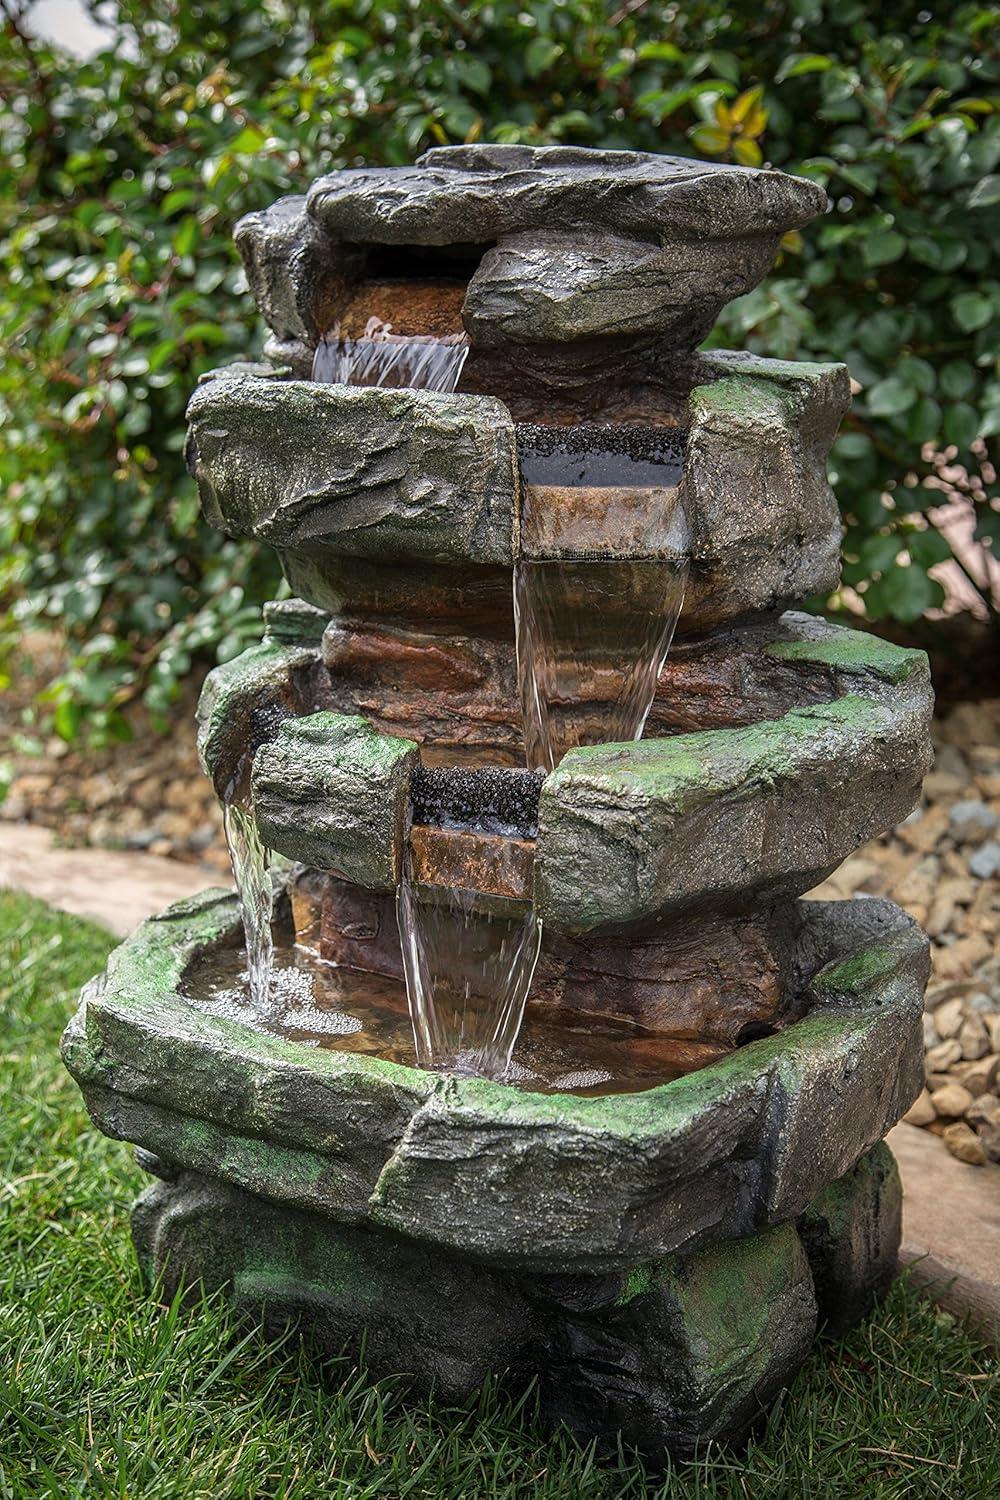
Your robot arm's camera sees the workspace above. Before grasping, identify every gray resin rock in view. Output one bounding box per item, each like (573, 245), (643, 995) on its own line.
(187, 352), (847, 634)
(797, 1141), (901, 1336)
(61, 889), (926, 1275)
(536, 624), (933, 932)
(132, 1167), (821, 1461)
(232, 148), (827, 362)
(186, 374), (519, 567)
(307, 145), (826, 246)
(252, 713), (418, 889)
(233, 194), (360, 349)
(679, 351), (848, 628)
(462, 228), (778, 350)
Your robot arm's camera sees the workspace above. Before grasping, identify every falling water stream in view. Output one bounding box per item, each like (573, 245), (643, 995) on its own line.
(312, 318), (470, 392)
(230, 317), (687, 1077)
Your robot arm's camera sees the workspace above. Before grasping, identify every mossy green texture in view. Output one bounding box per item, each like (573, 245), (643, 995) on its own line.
(252, 711), (419, 887)
(766, 631), (927, 685)
(63, 887), (927, 1275)
(195, 637), (316, 794)
(132, 1166), (824, 1461)
(797, 1142), (902, 1336)
(536, 615), (933, 931)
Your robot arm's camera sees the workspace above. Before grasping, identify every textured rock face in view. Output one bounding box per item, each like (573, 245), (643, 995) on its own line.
(133, 1166), (836, 1461)
(186, 374), (519, 568)
(309, 146), (827, 245)
(235, 147), (826, 366)
(462, 229), (778, 351)
(797, 1141), (902, 1336)
(187, 351), (846, 636)
(680, 351), (848, 628)
(61, 889), (927, 1276)
(253, 713), (418, 889)
(537, 624), (933, 932)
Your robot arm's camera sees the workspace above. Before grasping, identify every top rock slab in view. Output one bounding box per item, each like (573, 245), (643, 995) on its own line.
(306, 145), (827, 247)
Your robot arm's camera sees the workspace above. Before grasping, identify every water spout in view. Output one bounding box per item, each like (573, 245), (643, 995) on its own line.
(312, 317), (470, 393)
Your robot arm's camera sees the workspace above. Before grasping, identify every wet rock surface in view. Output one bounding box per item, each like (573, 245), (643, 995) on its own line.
(61, 888), (926, 1275)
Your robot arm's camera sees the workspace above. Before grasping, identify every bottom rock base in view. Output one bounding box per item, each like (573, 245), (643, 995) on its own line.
(132, 1143), (901, 1463)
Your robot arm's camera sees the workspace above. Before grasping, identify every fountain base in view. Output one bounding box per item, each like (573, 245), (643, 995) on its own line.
(132, 1145), (899, 1462)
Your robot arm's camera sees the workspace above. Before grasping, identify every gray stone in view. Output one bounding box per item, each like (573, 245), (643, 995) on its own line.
(535, 621), (932, 931)
(252, 713), (418, 889)
(969, 839), (1000, 879)
(796, 1142), (901, 1336)
(680, 351), (849, 630)
(307, 145), (826, 248)
(195, 639), (323, 797)
(185, 373), (519, 568)
(133, 1171), (533, 1405)
(537, 1223), (816, 1460)
(61, 889), (926, 1275)
(949, 799), (999, 845)
(462, 228), (778, 351)
(233, 194), (360, 347)
(132, 1168), (826, 1460)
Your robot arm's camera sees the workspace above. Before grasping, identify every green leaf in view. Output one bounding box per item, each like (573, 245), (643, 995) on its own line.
(939, 361), (977, 398)
(951, 292), (994, 332)
(968, 174), (1000, 208)
(775, 54), (833, 83)
(878, 563), (946, 623)
(906, 528), (952, 568)
(690, 124), (731, 155)
(862, 230), (906, 267)
(943, 402), (980, 451)
(866, 377), (916, 417)
(524, 38), (562, 77)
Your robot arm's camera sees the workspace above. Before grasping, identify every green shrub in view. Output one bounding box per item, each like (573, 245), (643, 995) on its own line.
(1, 1), (997, 740)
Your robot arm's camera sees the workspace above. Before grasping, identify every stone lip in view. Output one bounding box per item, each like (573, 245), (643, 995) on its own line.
(62, 889), (926, 1275)
(537, 616), (933, 932)
(186, 349), (848, 633)
(307, 145), (826, 244)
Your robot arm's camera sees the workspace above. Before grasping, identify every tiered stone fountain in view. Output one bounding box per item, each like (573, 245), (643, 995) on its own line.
(63, 147), (934, 1461)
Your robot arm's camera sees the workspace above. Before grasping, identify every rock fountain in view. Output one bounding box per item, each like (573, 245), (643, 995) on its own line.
(63, 147), (934, 1461)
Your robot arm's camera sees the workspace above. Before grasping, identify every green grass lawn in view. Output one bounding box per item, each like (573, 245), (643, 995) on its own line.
(0, 888), (997, 1499)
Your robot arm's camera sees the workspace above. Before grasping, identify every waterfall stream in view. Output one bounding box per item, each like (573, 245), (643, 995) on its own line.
(269, 319), (687, 1079)
(312, 318), (470, 393)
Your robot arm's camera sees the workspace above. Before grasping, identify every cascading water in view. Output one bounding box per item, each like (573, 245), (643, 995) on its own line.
(312, 317), (470, 393)
(397, 871), (542, 1079)
(514, 555), (689, 774)
(221, 788), (274, 1013)
(514, 424), (688, 773)
(217, 702), (292, 1012)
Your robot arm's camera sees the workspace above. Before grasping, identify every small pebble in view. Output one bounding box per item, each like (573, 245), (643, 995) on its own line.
(902, 1089), (937, 1127)
(958, 1015), (990, 1061)
(930, 1083), (974, 1118)
(925, 1038), (963, 1072)
(949, 799), (999, 846)
(942, 1121), (987, 1165)
(933, 996), (966, 1040)
(966, 1092), (1000, 1127)
(969, 840), (1000, 879)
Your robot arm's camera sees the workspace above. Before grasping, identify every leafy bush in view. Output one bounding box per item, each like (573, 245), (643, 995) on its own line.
(1, 0), (997, 740)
